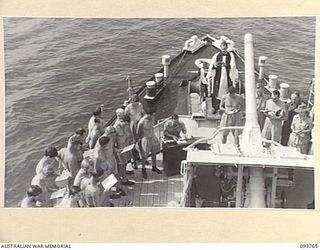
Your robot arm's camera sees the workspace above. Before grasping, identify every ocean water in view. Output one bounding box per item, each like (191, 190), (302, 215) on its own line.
(3, 17), (316, 207)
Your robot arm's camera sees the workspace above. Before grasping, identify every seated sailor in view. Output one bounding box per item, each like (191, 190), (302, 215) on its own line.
(163, 114), (187, 141)
(206, 38), (238, 113)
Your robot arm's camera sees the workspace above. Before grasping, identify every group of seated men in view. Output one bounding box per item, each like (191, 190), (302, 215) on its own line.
(21, 95), (168, 208)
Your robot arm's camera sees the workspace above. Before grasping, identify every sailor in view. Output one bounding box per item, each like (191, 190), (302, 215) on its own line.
(163, 114), (187, 141)
(114, 108), (135, 186)
(81, 167), (106, 207)
(280, 91), (302, 145)
(288, 103), (313, 154)
(74, 157), (94, 187)
(309, 106), (314, 155)
(31, 165), (59, 207)
(206, 40), (238, 112)
(220, 167), (237, 207)
(57, 186), (81, 208)
(103, 126), (129, 196)
(137, 109), (162, 179)
(256, 83), (269, 131)
(125, 94), (145, 141)
(262, 90), (287, 143)
(86, 107), (104, 147)
(56, 135), (83, 179)
(219, 86), (244, 145)
(20, 185), (43, 208)
(35, 146), (59, 175)
(199, 62), (209, 100)
(93, 136), (115, 176)
(74, 128), (87, 150)
(88, 118), (104, 149)
(102, 126), (120, 175)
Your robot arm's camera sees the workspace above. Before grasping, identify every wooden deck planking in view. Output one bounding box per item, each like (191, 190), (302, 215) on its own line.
(152, 175), (161, 206)
(167, 177), (175, 207)
(131, 168), (143, 207)
(159, 175), (169, 207)
(108, 158), (184, 207)
(139, 174), (149, 207)
(147, 171), (156, 207)
(173, 176), (183, 206)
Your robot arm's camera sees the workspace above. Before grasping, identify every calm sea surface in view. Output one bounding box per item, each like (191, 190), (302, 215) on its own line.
(4, 17), (316, 207)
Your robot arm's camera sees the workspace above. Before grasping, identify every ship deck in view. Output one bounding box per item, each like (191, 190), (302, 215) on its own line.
(112, 158), (183, 208)
(102, 36), (314, 209)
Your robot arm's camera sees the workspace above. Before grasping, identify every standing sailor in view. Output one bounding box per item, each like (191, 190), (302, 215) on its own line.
(288, 103), (313, 154)
(88, 118), (104, 149)
(125, 94), (145, 140)
(31, 166), (59, 207)
(57, 135), (83, 179)
(256, 84), (269, 131)
(114, 108), (135, 186)
(74, 128), (87, 151)
(206, 39), (238, 112)
(219, 86), (244, 145)
(86, 107), (104, 147)
(280, 91), (302, 145)
(137, 109), (162, 179)
(262, 90), (287, 143)
(35, 146), (59, 175)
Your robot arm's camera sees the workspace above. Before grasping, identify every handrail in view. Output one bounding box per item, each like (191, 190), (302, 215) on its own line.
(183, 126), (288, 151)
(184, 126), (244, 151)
(154, 117), (170, 128)
(262, 138), (284, 148)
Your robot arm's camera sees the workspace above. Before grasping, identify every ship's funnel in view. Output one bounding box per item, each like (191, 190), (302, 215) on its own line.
(241, 33), (266, 208)
(240, 33), (263, 156)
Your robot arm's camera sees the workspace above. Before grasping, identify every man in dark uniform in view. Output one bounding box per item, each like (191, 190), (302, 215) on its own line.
(280, 91), (302, 145)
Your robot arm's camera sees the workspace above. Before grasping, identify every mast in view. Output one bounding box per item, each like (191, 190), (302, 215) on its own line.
(241, 33), (266, 208)
(126, 75), (133, 100)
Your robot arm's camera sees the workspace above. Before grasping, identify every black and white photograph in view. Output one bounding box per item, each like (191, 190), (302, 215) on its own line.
(4, 17), (315, 209)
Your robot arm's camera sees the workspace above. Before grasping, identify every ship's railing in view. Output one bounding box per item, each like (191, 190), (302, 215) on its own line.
(153, 117), (171, 149)
(184, 126), (244, 150)
(183, 125), (288, 151)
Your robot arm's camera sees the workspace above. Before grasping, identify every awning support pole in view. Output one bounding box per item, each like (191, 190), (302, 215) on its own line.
(271, 168), (278, 208)
(236, 165), (244, 207)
